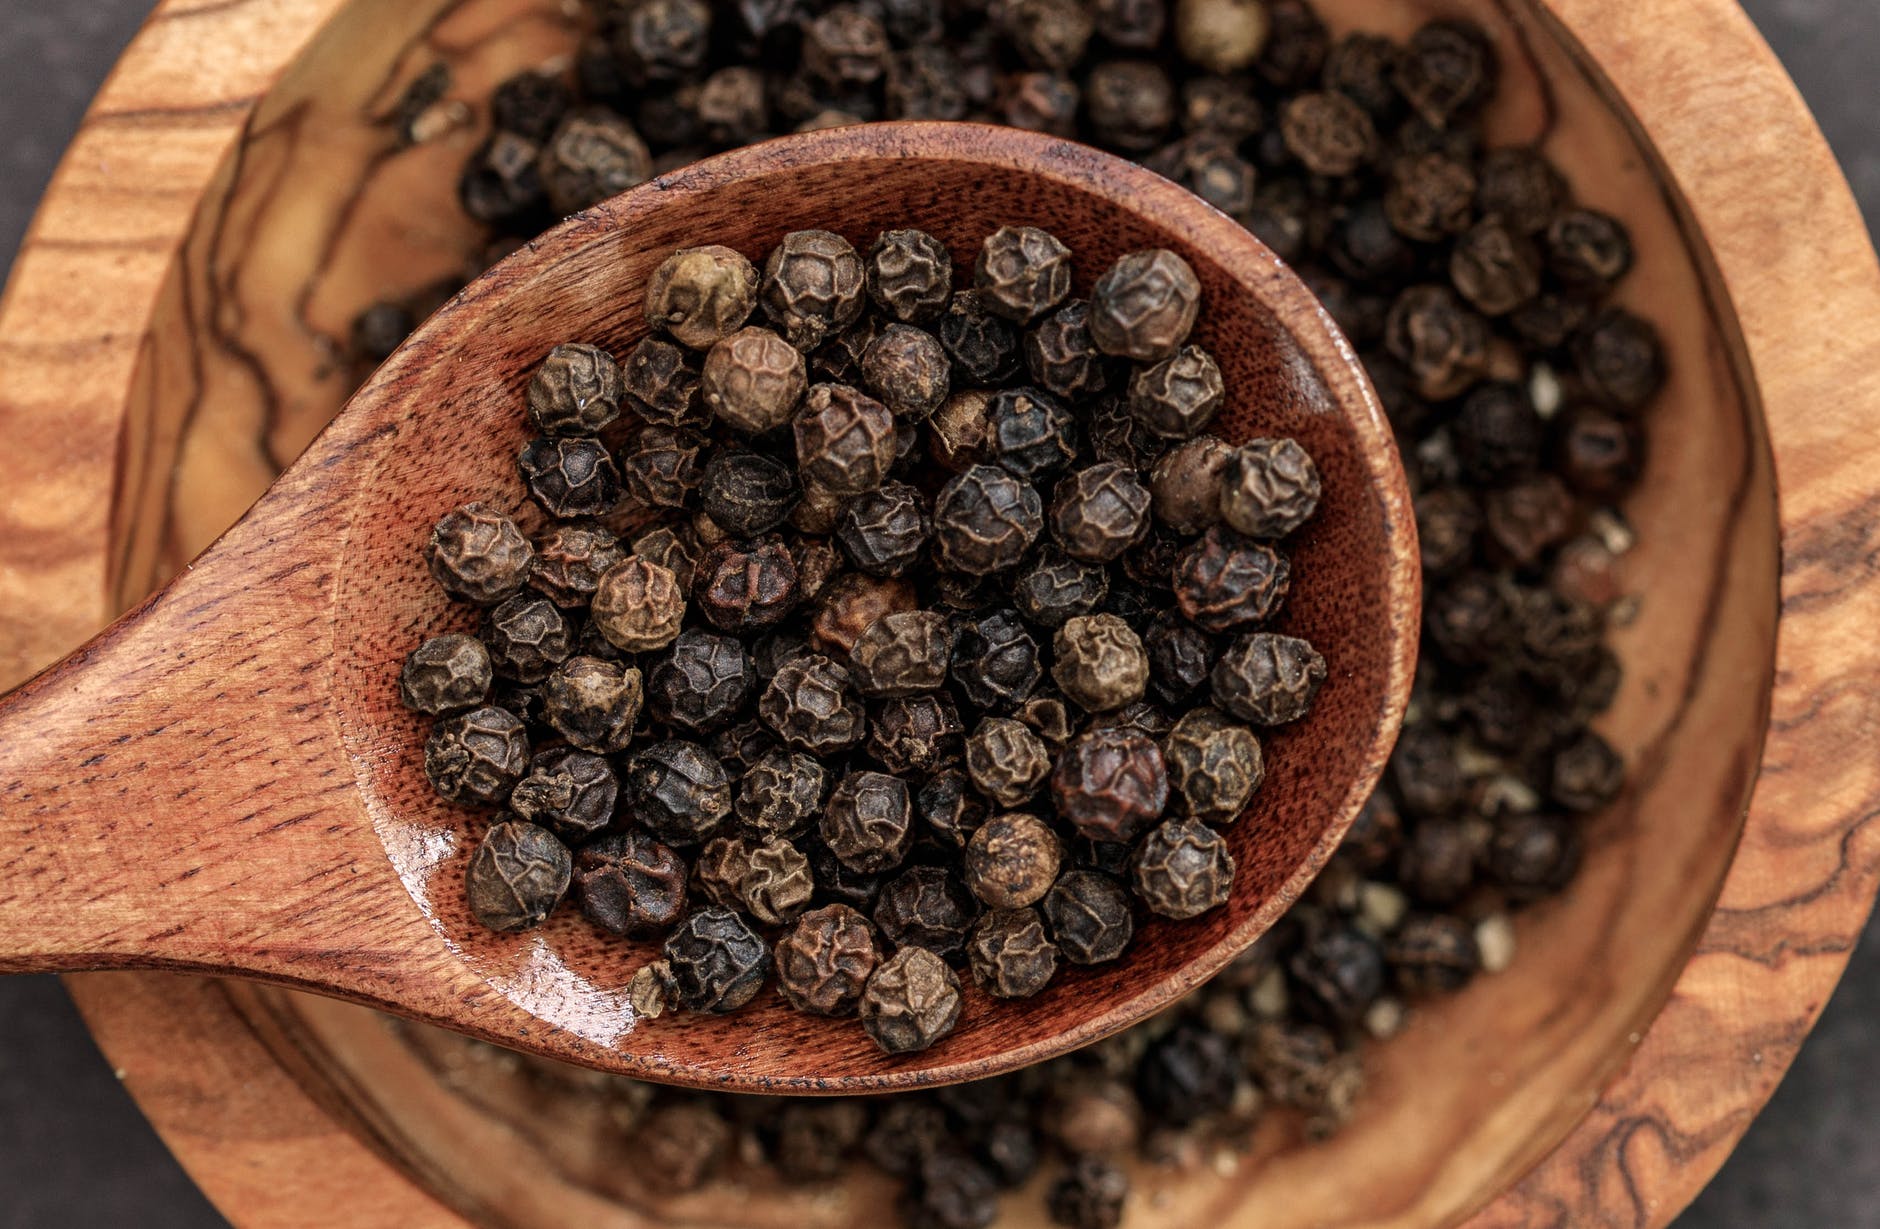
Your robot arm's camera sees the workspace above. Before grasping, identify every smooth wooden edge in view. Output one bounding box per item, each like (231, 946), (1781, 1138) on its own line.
(0, 0), (1871, 1224)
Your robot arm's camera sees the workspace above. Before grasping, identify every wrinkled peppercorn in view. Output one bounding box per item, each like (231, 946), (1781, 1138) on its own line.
(1212, 631), (1326, 725)
(933, 465), (1045, 574)
(692, 537), (799, 634)
(1137, 1023), (1237, 1125)
(758, 653), (866, 754)
(1052, 727), (1168, 843)
(867, 693), (964, 776)
(484, 593), (576, 682)
(426, 705), (530, 806)
(622, 337), (705, 427)
(965, 812), (1061, 910)
(691, 834), (755, 909)
(1088, 249), (1201, 363)
(733, 744), (825, 837)
(1288, 923), (1385, 1025)
(700, 326), (806, 433)
(1487, 812), (1581, 901)
(700, 450), (798, 537)
(1281, 90), (1376, 177)
(1142, 613), (1215, 707)
(401, 633), (494, 715)
(952, 610), (1043, 711)
(1547, 207), (1632, 291)
(1450, 217), (1542, 316)
(428, 503), (534, 605)
(1014, 549), (1110, 628)
(1026, 300), (1115, 402)
(1085, 60), (1176, 153)
(868, 229), (953, 325)
(664, 907), (771, 1013)
(1386, 283), (1490, 400)
(740, 835), (816, 924)
(645, 245), (759, 351)
(509, 747), (617, 841)
(587, 557), (684, 652)
(1173, 526), (1291, 632)
(646, 628), (755, 733)
(966, 716), (1054, 809)
(527, 343), (625, 436)
(542, 655), (642, 752)
(862, 946), (963, 1053)
(1387, 912), (1481, 995)
(537, 107), (651, 215)
(795, 383), (898, 494)
(1047, 1154), (1129, 1229)
(1051, 464), (1152, 563)
(918, 771), (989, 849)
(1148, 435), (1232, 535)
(1574, 307), (1665, 411)
(1043, 871), (1135, 964)
(811, 572), (917, 656)
(862, 324), (952, 420)
(968, 907), (1060, 998)
(838, 482), (930, 576)
(1162, 706), (1262, 823)
(1128, 344), (1223, 440)
(822, 769), (914, 873)
(1053, 615), (1149, 712)
(987, 387), (1080, 480)
(576, 829), (687, 936)
(939, 290), (1025, 385)
(849, 610), (952, 697)
(762, 230), (867, 350)
(518, 436), (621, 519)
(620, 425), (707, 509)
(776, 903), (880, 1015)
(875, 864), (979, 961)
(626, 739), (732, 844)
(466, 819), (571, 931)
(1220, 438), (1321, 538)
(529, 522), (625, 608)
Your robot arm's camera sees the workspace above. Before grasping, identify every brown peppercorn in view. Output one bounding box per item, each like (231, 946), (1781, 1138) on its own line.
(822, 769), (914, 873)
(1148, 436), (1232, 535)
(810, 572), (918, 656)
(861, 324), (952, 420)
(1280, 91), (1377, 177)
(965, 812), (1061, 909)
(837, 481), (930, 577)
(589, 557), (685, 651)
(849, 609), (952, 697)
(518, 436), (621, 520)
(537, 107), (650, 215)
(788, 480), (853, 535)
(1181, 74), (1265, 139)
(1175, 0), (1269, 73)
(575, 830), (687, 937)
(933, 464), (1045, 574)
(1384, 153), (1477, 243)
(401, 633), (493, 715)
(620, 336), (704, 428)
(1394, 19), (1495, 127)
(1484, 473), (1576, 567)
(1052, 726), (1168, 843)
(645, 244), (760, 351)
(528, 522), (625, 608)
(867, 693), (965, 776)
(868, 228), (953, 325)
(626, 739), (732, 845)
(425, 705), (530, 805)
(794, 383), (897, 494)
(967, 907), (1060, 998)
(1052, 614), (1149, 712)
(1144, 135), (1259, 220)
(1547, 207), (1633, 290)
(774, 1101), (870, 1183)
(664, 906), (771, 1013)
(861, 947), (963, 1054)
(1001, 0), (1095, 71)
(1451, 217), (1543, 317)
(1014, 549), (1109, 629)
(484, 593), (575, 683)
(928, 390), (994, 473)
(1132, 818), (1234, 918)
(802, 5), (891, 88)
(875, 864), (979, 961)
(1386, 284), (1491, 400)
(759, 653), (866, 755)
(1416, 488), (1481, 576)
(1387, 912), (1480, 996)
(1556, 405), (1643, 499)
(691, 835), (754, 909)
(1086, 60), (1176, 153)
(619, 425), (706, 509)
(975, 225), (1074, 324)
(776, 903), (880, 1015)
(1574, 307), (1665, 411)
(1025, 300), (1115, 402)
(700, 326), (807, 433)
(739, 836), (816, 925)
(1129, 343), (1224, 441)
(1042, 870), (1135, 964)
(1219, 437), (1322, 538)
(1088, 249), (1201, 363)
(734, 745), (825, 838)
(466, 819), (570, 932)
(1212, 631), (1326, 725)
(427, 502), (533, 605)
(635, 1101), (730, 1192)
(761, 230), (867, 351)
(966, 716), (1053, 808)
(1162, 706), (1262, 823)
(541, 655), (642, 753)
(509, 747), (617, 841)
(527, 342), (625, 436)
(1052, 463), (1152, 562)
(613, 0), (711, 83)
(1173, 525), (1291, 632)
(938, 289), (1025, 386)
(998, 70), (1082, 137)
(692, 537), (799, 634)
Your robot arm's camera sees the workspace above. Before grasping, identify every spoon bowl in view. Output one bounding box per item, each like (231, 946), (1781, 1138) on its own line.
(0, 123), (1416, 1091)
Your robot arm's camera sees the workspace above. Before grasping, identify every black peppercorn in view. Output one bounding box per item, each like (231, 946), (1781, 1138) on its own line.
(868, 693), (965, 777)
(1052, 614), (1149, 712)
(933, 465), (1045, 574)
(740, 835), (816, 925)
(646, 627), (755, 734)
(425, 705), (530, 806)
(1396, 815), (1475, 906)
(1050, 463), (1152, 563)
(401, 633), (493, 716)
(1453, 381), (1544, 484)
(1393, 19), (1495, 128)
(459, 131), (546, 228)
(1142, 613), (1215, 708)
(970, 225), (1075, 325)
(1085, 60), (1176, 153)
(918, 771), (988, 849)
(692, 537), (800, 634)
(575, 830), (687, 937)
(1025, 301), (1116, 402)
(1219, 437), (1321, 538)
(868, 228), (953, 325)
(527, 522), (624, 608)
(695, 66), (768, 144)
(965, 812), (1061, 909)
(1148, 435), (1232, 535)
(621, 337), (704, 427)
(1551, 728), (1623, 812)
(1043, 870), (1135, 964)
(427, 503), (534, 605)
(802, 5), (891, 89)
(860, 323), (952, 420)
(776, 902), (880, 1015)
(1088, 249), (1201, 363)
(1384, 152), (1476, 243)
(730, 744), (823, 838)
(1000, 0), (1094, 70)
(537, 107), (651, 215)
(1145, 134), (1259, 220)
(965, 716), (1053, 809)
(700, 326), (806, 434)
(938, 290), (1025, 386)
(626, 739), (732, 845)
(587, 556), (684, 652)
(1173, 526), (1291, 632)
(762, 230), (867, 350)
(1162, 706), (1262, 823)
(849, 609), (953, 697)
(775, 1100), (870, 1182)
(987, 387), (1080, 480)
(998, 71), (1082, 137)
(838, 481), (930, 576)
(1547, 207), (1633, 291)
(1488, 812), (1581, 901)
(1211, 631), (1326, 725)
(1013, 549), (1110, 629)
(527, 343), (625, 436)
(967, 907), (1060, 999)
(862, 946), (963, 1053)
(620, 425), (707, 509)
(822, 769), (915, 873)
(466, 819), (571, 932)
(755, 652), (865, 756)
(1484, 473), (1576, 567)
(636, 1101), (730, 1191)
(1052, 727), (1168, 843)
(484, 593), (576, 683)
(1182, 73), (1264, 138)
(541, 655), (642, 753)
(951, 609), (1043, 711)
(1288, 924), (1385, 1025)
(509, 747), (618, 841)
(700, 449), (799, 537)
(1047, 1154), (1129, 1229)
(692, 835), (755, 910)
(1127, 344), (1224, 440)
(1387, 912), (1480, 996)
(811, 572), (917, 656)
(518, 436), (621, 519)
(794, 383), (898, 494)
(875, 864), (979, 961)
(1280, 90), (1377, 177)
(1451, 217), (1543, 317)
(1574, 307), (1665, 412)
(1385, 284), (1490, 400)
(663, 907), (771, 1013)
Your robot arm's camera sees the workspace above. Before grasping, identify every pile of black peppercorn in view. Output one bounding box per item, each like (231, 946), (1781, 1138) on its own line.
(408, 217), (1327, 1059)
(363, 0), (1661, 1224)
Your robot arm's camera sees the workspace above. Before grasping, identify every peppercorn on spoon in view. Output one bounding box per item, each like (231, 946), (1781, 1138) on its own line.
(0, 123), (1417, 1092)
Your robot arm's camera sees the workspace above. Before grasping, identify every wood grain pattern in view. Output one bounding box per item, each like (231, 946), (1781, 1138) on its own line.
(0, 0), (1872, 1224)
(0, 124), (1420, 1092)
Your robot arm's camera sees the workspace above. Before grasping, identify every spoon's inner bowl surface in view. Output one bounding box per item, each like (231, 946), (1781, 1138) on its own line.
(331, 124), (1413, 1090)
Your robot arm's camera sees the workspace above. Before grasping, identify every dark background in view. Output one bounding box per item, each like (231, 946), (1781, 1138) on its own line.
(0, 1), (1874, 1225)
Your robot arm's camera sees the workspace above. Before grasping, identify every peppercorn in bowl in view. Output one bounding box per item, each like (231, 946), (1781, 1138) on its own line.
(351, 121), (1417, 1086)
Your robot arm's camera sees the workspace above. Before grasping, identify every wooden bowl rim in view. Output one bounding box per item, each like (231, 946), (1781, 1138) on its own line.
(0, 0), (1874, 1224)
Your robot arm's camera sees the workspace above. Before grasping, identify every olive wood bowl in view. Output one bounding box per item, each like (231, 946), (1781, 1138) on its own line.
(1, 0), (1876, 1224)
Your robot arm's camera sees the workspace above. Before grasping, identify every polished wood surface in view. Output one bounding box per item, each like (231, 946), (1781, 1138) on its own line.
(0, 0), (1874, 1224)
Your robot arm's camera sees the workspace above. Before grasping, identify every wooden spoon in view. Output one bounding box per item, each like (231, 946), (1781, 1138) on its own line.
(0, 123), (1417, 1092)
